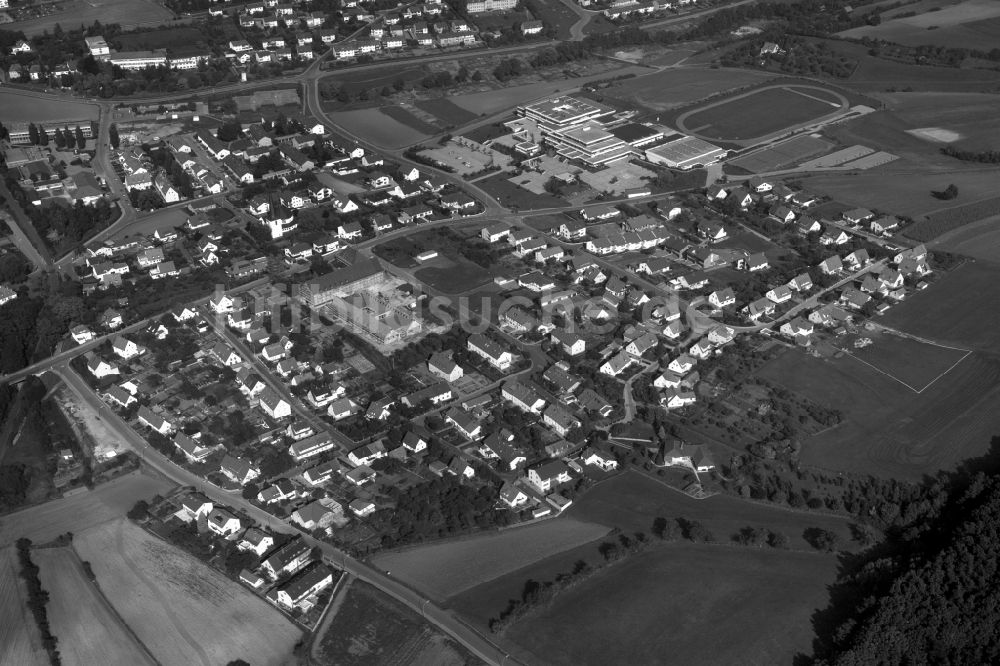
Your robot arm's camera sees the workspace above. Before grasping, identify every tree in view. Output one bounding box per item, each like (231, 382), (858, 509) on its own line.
(54, 127), (66, 149)
(767, 531), (789, 549)
(74, 126), (86, 148)
(109, 123), (120, 149)
(127, 500), (150, 520)
(932, 183), (959, 200)
(804, 527), (840, 552)
(28, 123), (39, 145)
(38, 127), (49, 146)
(64, 127), (76, 150)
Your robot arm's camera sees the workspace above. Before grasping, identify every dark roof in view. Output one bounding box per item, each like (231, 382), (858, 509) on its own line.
(609, 123), (660, 143)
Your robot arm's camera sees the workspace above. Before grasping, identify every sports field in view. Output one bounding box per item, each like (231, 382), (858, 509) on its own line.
(0, 547), (48, 666)
(728, 134), (835, 173)
(679, 85), (847, 143)
(372, 518), (610, 601)
(0, 90), (98, 124)
(838, 0), (1000, 50)
(35, 547), (156, 666)
(74, 519), (301, 666)
(7, 0), (176, 36)
(759, 344), (1000, 480)
(504, 543), (838, 666)
(328, 108), (431, 149)
(599, 67), (772, 112)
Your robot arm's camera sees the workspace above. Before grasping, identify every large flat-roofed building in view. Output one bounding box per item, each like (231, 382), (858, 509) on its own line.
(645, 132), (726, 170)
(517, 96), (617, 135)
(466, 0), (518, 12)
(107, 50), (168, 70)
(298, 258), (385, 307)
(551, 124), (632, 166)
(610, 123), (665, 148)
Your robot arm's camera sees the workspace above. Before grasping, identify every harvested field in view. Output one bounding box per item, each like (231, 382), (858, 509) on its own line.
(35, 547), (156, 666)
(328, 108), (430, 149)
(728, 134), (834, 172)
(504, 543), (838, 666)
(74, 519), (301, 666)
(0, 89), (98, 123)
(7, 0), (176, 36)
(599, 67), (772, 112)
(0, 472), (173, 548)
(799, 170), (1000, 220)
(679, 85), (847, 143)
(414, 97), (479, 127)
(0, 547), (48, 666)
(314, 580), (480, 666)
(759, 344), (1000, 479)
(838, 0), (1000, 50)
(845, 330), (970, 392)
(371, 518), (610, 601)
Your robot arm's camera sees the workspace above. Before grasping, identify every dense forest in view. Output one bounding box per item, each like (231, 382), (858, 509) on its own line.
(810, 440), (1000, 664)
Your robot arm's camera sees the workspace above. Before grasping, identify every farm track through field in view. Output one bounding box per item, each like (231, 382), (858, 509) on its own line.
(113, 522), (213, 666)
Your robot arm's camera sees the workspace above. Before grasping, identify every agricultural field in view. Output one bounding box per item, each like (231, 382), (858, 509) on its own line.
(380, 105), (442, 136)
(880, 261), (1000, 350)
(0, 472), (172, 548)
(314, 580), (479, 666)
(798, 170), (1000, 220)
(728, 134), (835, 173)
(371, 518), (610, 601)
(451, 471), (854, 627)
(838, 0), (1000, 50)
(905, 197), (1000, 242)
(883, 92), (1000, 152)
(414, 98), (480, 128)
(678, 85), (847, 143)
(846, 330), (970, 392)
(532, 539), (834, 663)
(0, 547), (48, 666)
(930, 213), (1000, 260)
(328, 108), (431, 149)
(759, 343), (1000, 480)
(34, 547), (155, 666)
(597, 67), (772, 113)
(504, 542), (838, 666)
(0, 89), (98, 124)
(74, 519), (301, 666)
(6, 0), (176, 36)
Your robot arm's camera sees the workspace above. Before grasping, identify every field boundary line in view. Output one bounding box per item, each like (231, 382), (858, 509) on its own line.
(841, 351), (921, 393)
(915, 349), (973, 394)
(782, 86), (841, 107)
(871, 324), (973, 352)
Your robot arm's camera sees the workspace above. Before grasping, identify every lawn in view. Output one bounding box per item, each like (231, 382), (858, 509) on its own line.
(35, 547), (156, 666)
(479, 172), (568, 211)
(74, 519), (302, 666)
(328, 108), (431, 149)
(414, 98), (479, 128)
(117, 26), (206, 51)
(314, 580), (477, 666)
(379, 105), (442, 136)
(679, 85), (846, 142)
(838, 0), (1000, 50)
(371, 518), (610, 601)
(0, 89), (99, 123)
(7, 0), (177, 36)
(846, 331), (970, 392)
(758, 345), (1000, 480)
(415, 260), (493, 295)
(0, 473), (173, 548)
(503, 542), (838, 666)
(0, 547), (48, 666)
(598, 67), (772, 113)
